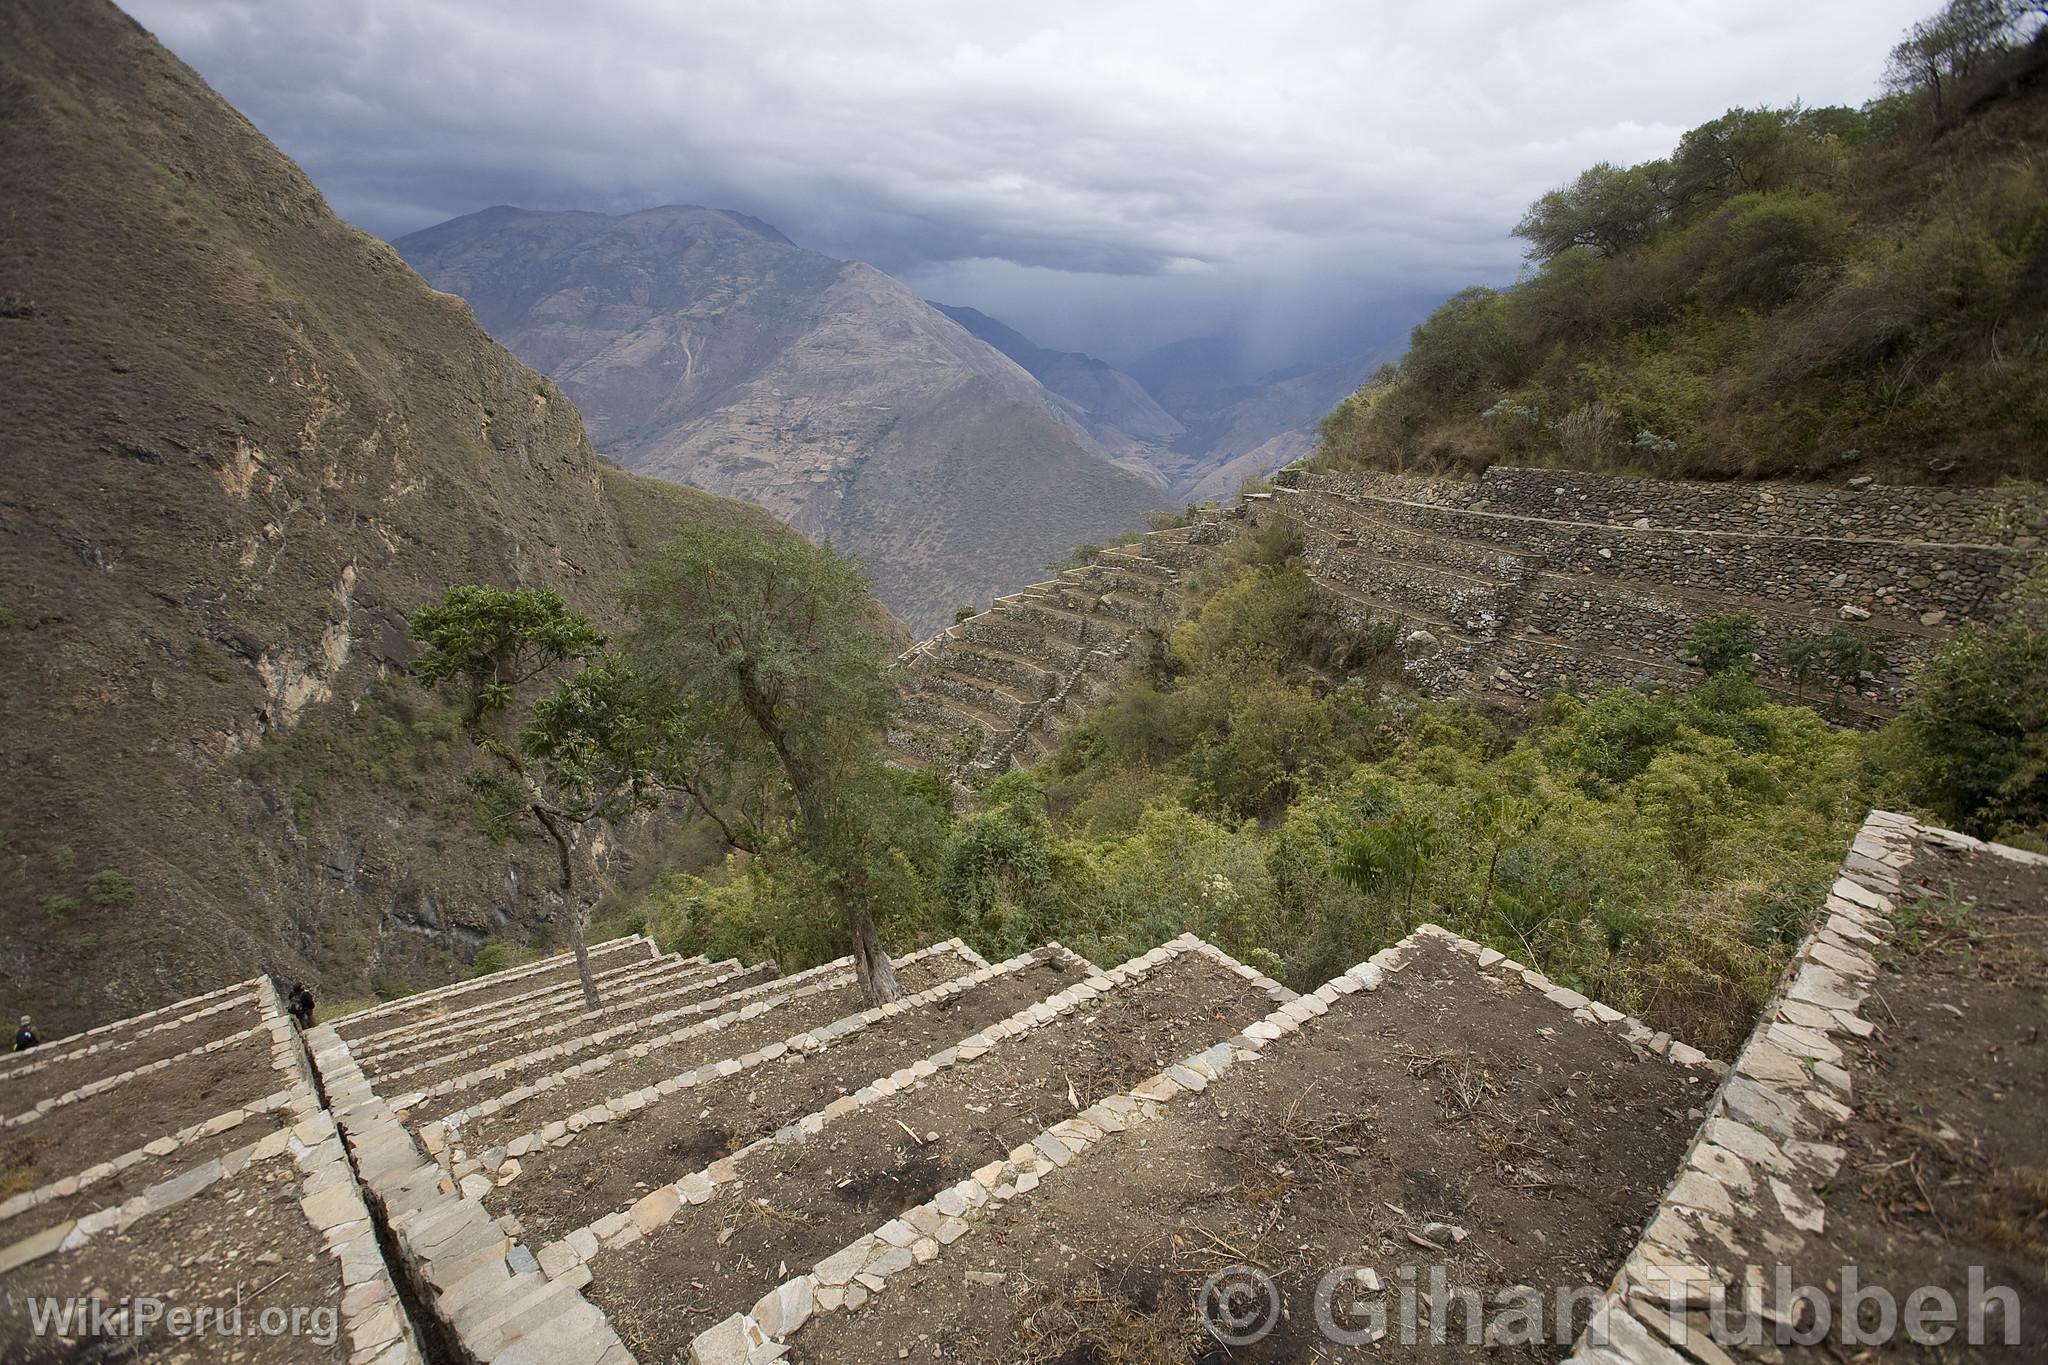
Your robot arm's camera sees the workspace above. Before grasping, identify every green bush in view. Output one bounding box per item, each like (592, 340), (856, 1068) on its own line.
(83, 869), (135, 907)
(1679, 613), (1763, 676)
(1695, 193), (1849, 309)
(467, 942), (536, 978)
(1882, 614), (2048, 842)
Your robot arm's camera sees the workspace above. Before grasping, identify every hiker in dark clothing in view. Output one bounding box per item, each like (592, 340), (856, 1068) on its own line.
(13, 1016), (37, 1051)
(287, 984), (315, 1029)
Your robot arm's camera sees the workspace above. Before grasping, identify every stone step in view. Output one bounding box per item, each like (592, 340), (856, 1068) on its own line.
(917, 668), (1034, 725)
(579, 936), (1296, 1360)
(0, 987), (266, 1113)
(945, 619), (1088, 673)
(917, 641), (1061, 701)
(991, 596), (1131, 643)
(476, 946), (1103, 1249)
(0, 982), (419, 1363)
(388, 962), (785, 1102)
(410, 943), (989, 1152)
(359, 956), (734, 1080)
(333, 935), (659, 1043)
(344, 942), (682, 1054)
(901, 682), (1012, 738)
(720, 927), (1723, 1364)
(1092, 548), (1178, 582)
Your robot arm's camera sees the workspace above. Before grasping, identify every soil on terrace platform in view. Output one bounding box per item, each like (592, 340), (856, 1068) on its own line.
(588, 953), (1276, 1360)
(1778, 836), (2047, 1362)
(438, 952), (975, 1147)
(367, 961), (746, 1088)
(330, 939), (651, 1040)
(0, 1152), (348, 1364)
(490, 957), (1083, 1242)
(0, 1035), (282, 1197)
(0, 996), (265, 1114)
(793, 939), (1709, 1364)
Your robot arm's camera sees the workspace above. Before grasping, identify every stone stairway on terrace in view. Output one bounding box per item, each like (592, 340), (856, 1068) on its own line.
(5, 809), (2033, 1363)
(0, 975), (419, 1363)
(1259, 466), (2045, 723)
(887, 515), (1234, 788)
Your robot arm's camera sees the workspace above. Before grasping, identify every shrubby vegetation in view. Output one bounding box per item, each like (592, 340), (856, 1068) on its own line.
(1319, 1), (2048, 483)
(465, 2), (2048, 1050)
(593, 520), (1937, 1057)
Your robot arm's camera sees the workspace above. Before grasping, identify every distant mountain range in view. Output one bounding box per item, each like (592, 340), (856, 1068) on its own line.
(397, 208), (1166, 636)
(399, 210), (1377, 632)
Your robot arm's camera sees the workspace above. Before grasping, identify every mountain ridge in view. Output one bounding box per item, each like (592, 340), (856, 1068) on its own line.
(0, 0), (784, 1029)
(396, 207), (1166, 634)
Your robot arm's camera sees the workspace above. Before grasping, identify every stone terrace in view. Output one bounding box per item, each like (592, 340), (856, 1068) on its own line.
(0, 977), (418, 1363)
(1262, 467), (2044, 722)
(4, 810), (2026, 1362)
(887, 516), (1232, 786)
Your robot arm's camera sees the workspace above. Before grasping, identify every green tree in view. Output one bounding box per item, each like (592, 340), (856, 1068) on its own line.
(1884, 0), (2041, 118)
(1887, 615), (2048, 838)
(1334, 806), (1440, 920)
(623, 524), (913, 1002)
(1402, 287), (1525, 404)
(1515, 161), (1668, 260)
(1679, 613), (1762, 677)
(410, 586), (690, 1009)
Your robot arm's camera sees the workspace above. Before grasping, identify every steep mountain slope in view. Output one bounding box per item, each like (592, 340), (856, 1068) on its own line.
(929, 303), (1183, 471)
(933, 307), (1375, 501)
(396, 209), (1165, 634)
(0, 0), (783, 1030)
(1318, 40), (2048, 484)
(1156, 354), (1377, 500)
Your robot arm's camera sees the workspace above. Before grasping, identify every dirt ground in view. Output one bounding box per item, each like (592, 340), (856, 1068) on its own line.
(489, 957), (1082, 1242)
(792, 938), (1708, 1364)
(1777, 836), (2047, 1362)
(437, 953), (974, 1147)
(363, 960), (746, 1088)
(330, 938), (653, 1042)
(384, 964), (782, 1093)
(588, 953), (1276, 1361)
(0, 996), (264, 1114)
(0, 1036), (283, 1200)
(0, 1154), (349, 1364)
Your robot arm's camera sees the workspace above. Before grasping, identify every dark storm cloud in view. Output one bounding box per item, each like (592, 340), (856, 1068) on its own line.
(123, 0), (1929, 364)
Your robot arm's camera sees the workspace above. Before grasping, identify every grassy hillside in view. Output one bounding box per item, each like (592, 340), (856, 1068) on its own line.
(1319, 11), (2048, 486)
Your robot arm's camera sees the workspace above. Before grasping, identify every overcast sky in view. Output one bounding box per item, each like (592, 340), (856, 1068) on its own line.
(125, 0), (1930, 369)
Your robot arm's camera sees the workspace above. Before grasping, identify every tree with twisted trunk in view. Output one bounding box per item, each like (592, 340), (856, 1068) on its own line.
(623, 525), (909, 1003)
(410, 586), (696, 1012)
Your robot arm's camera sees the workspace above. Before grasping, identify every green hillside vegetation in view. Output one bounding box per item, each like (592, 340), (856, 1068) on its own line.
(590, 511), (2040, 1057)
(1319, 2), (2048, 484)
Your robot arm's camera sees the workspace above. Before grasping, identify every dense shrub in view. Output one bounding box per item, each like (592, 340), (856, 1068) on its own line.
(1314, 13), (2048, 484)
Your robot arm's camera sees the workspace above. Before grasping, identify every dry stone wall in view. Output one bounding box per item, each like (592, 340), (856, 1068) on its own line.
(888, 516), (1232, 785)
(1262, 466), (2043, 721)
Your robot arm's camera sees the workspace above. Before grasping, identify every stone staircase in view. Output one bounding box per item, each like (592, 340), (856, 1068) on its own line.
(888, 517), (1233, 786)
(4, 810), (2035, 1362)
(0, 975), (419, 1363)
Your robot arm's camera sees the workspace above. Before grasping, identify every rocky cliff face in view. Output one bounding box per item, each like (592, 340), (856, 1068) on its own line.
(0, 0), (780, 1029)
(396, 209), (1166, 635)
